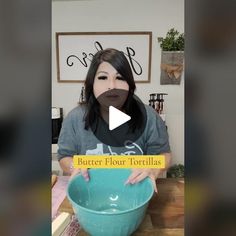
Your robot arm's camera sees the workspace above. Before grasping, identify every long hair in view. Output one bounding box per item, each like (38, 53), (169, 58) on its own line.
(84, 48), (143, 131)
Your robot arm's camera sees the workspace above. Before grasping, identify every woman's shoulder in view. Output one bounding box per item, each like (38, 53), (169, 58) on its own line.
(66, 104), (87, 121)
(144, 104), (159, 119)
(144, 104), (164, 128)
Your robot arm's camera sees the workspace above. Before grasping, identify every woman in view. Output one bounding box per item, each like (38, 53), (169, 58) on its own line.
(57, 48), (171, 192)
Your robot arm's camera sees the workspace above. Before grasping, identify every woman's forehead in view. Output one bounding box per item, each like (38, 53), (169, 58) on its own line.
(96, 62), (119, 74)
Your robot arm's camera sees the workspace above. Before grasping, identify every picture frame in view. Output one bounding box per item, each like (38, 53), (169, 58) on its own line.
(56, 32), (152, 83)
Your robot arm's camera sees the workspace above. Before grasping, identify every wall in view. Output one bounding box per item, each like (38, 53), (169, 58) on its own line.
(52, 0), (184, 165)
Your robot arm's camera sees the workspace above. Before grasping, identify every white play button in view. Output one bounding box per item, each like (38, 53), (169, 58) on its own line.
(109, 106), (131, 131)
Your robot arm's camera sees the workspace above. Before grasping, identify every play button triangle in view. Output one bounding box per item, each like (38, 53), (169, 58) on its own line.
(109, 106), (131, 131)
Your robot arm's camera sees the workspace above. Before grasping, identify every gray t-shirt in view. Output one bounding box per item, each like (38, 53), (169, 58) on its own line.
(57, 105), (170, 160)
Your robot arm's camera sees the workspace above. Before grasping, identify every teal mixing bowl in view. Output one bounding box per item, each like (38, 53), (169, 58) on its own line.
(67, 168), (154, 236)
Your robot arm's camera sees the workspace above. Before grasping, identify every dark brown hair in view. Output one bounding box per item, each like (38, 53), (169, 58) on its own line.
(84, 48), (143, 131)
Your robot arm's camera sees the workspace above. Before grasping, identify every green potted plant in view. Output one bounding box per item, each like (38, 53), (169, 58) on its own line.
(167, 164), (184, 191)
(167, 164), (184, 178)
(158, 28), (184, 85)
(158, 28), (184, 51)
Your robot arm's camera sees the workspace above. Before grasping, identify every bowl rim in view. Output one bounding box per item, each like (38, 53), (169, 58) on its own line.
(67, 168), (154, 215)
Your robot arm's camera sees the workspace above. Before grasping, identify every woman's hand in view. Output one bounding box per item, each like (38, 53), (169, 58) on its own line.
(125, 168), (161, 193)
(59, 157), (90, 181)
(70, 167), (89, 181)
(125, 153), (171, 193)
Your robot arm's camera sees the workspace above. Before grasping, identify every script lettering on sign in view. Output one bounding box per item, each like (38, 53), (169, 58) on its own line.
(66, 41), (143, 76)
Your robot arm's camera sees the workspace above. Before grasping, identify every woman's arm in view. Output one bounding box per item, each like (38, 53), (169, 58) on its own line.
(59, 157), (73, 174)
(161, 152), (172, 172)
(59, 157), (89, 181)
(125, 152), (172, 192)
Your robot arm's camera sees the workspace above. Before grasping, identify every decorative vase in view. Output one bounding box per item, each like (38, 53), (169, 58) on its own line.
(160, 51), (184, 85)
